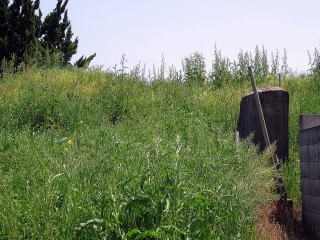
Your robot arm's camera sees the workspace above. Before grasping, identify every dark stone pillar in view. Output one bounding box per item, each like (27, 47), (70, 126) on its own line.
(238, 87), (289, 161)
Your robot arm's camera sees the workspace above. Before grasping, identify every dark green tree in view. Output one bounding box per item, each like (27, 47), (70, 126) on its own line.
(0, 0), (95, 70)
(41, 0), (78, 65)
(74, 53), (96, 68)
(6, 0), (42, 65)
(0, 0), (10, 63)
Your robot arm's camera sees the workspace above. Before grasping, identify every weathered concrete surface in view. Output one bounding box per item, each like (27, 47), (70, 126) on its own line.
(300, 115), (320, 131)
(299, 115), (320, 239)
(238, 87), (289, 161)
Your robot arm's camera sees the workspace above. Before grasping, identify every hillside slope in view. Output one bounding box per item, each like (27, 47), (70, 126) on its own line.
(0, 68), (317, 239)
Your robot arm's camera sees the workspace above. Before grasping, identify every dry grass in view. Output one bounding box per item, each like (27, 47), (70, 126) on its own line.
(256, 204), (288, 240)
(256, 203), (312, 240)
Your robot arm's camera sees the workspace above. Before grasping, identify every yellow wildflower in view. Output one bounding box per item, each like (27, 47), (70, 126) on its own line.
(67, 139), (73, 145)
(64, 148), (69, 152)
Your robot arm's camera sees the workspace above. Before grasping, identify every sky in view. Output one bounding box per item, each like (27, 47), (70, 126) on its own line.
(41, 0), (320, 72)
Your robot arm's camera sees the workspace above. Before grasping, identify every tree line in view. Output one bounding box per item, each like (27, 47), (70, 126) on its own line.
(0, 0), (95, 71)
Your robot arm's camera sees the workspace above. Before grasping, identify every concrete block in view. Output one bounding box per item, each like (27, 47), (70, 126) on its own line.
(300, 162), (320, 179)
(300, 115), (320, 131)
(299, 145), (309, 162)
(299, 131), (309, 146)
(308, 143), (320, 162)
(301, 178), (320, 196)
(302, 194), (320, 214)
(238, 88), (289, 161)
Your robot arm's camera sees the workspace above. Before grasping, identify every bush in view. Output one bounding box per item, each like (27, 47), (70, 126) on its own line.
(183, 52), (206, 84)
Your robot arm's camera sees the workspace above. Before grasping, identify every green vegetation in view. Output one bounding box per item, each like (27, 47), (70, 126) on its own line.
(0, 46), (319, 239)
(0, 0), (95, 70)
(283, 74), (320, 206)
(0, 66), (276, 239)
(282, 45), (320, 204)
(1, 1), (319, 238)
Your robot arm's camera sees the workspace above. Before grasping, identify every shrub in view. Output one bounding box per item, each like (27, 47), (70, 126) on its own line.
(183, 52), (206, 84)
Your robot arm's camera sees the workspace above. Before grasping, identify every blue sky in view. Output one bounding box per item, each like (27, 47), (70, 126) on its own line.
(41, 0), (320, 72)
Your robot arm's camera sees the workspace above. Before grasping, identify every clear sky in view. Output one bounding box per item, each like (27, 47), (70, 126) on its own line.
(41, 0), (320, 72)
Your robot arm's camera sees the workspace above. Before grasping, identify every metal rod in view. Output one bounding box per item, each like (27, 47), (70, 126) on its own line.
(278, 73), (282, 88)
(248, 66), (287, 201)
(248, 66), (271, 147)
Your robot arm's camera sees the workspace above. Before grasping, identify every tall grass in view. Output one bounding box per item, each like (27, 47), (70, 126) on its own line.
(0, 67), (277, 239)
(0, 46), (318, 239)
(280, 46), (320, 206)
(282, 74), (320, 206)
(99, 46), (288, 87)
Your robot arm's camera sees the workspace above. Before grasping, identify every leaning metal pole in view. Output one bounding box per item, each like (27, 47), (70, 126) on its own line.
(248, 66), (287, 202)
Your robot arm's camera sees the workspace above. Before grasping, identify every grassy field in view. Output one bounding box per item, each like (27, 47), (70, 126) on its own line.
(0, 67), (318, 239)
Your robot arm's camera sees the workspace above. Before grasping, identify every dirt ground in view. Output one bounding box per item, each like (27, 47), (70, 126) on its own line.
(256, 202), (314, 240)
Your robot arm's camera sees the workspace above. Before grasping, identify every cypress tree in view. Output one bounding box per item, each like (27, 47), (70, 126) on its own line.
(41, 0), (78, 65)
(3, 0), (42, 66)
(74, 53), (96, 68)
(0, 0), (10, 63)
(20, 0), (42, 64)
(0, 0), (95, 68)
(8, 0), (23, 63)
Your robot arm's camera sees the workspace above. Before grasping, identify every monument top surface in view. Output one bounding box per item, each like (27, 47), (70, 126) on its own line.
(244, 86), (287, 97)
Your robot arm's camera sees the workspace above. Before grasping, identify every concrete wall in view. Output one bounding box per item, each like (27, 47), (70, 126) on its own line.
(299, 114), (320, 239)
